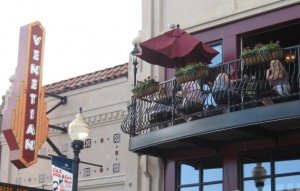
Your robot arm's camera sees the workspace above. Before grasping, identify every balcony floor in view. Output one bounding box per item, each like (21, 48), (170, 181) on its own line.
(129, 100), (300, 157)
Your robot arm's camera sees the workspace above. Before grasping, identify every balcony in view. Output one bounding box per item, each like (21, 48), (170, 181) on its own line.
(121, 45), (300, 158)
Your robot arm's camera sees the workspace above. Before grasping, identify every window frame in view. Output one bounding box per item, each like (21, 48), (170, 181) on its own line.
(240, 147), (300, 191)
(207, 40), (223, 67)
(176, 156), (224, 191)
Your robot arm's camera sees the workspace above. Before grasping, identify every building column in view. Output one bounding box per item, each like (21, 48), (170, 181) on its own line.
(224, 153), (239, 191)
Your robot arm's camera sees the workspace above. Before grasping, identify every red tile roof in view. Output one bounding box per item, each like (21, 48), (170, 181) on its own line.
(45, 63), (128, 94)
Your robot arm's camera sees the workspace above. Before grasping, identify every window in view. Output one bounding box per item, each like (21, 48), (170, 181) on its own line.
(241, 22), (300, 50)
(177, 157), (223, 191)
(241, 147), (300, 191)
(208, 41), (223, 67)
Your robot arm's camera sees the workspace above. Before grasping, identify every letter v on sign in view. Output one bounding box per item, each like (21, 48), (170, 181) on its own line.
(33, 35), (42, 46)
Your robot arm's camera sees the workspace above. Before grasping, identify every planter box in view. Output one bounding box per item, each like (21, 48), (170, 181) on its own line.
(241, 55), (263, 66)
(259, 49), (283, 63)
(242, 49), (283, 66)
(175, 68), (209, 84)
(132, 84), (159, 99)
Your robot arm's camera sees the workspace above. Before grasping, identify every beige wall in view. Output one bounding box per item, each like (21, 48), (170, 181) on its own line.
(0, 76), (143, 191)
(141, 0), (300, 38)
(0, 64), (164, 191)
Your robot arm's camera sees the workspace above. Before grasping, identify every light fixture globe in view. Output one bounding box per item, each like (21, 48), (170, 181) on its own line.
(68, 108), (89, 141)
(252, 162), (267, 188)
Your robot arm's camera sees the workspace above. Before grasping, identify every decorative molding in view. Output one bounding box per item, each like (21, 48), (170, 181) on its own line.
(78, 174), (125, 189)
(31, 174), (126, 190)
(51, 109), (127, 130)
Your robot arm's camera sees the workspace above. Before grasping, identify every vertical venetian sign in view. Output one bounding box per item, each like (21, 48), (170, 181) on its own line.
(2, 21), (49, 169)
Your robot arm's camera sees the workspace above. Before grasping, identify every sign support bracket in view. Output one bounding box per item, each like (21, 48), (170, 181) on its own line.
(45, 92), (67, 114)
(38, 154), (103, 167)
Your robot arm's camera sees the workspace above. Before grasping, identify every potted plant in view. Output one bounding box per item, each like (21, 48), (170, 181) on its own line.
(241, 46), (259, 65)
(256, 40), (283, 62)
(132, 76), (159, 98)
(175, 62), (209, 84)
(241, 40), (283, 66)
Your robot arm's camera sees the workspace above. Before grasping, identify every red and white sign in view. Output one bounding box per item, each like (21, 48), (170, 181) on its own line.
(2, 21), (49, 169)
(52, 156), (73, 191)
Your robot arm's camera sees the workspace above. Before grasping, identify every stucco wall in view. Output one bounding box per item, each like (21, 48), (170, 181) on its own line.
(142, 0), (300, 38)
(0, 76), (141, 191)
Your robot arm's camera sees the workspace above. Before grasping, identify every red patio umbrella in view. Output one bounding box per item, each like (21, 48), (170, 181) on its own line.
(136, 27), (219, 68)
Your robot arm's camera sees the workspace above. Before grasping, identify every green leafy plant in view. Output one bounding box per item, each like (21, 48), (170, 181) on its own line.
(241, 40), (281, 57)
(132, 76), (159, 94)
(263, 40), (281, 50)
(241, 47), (255, 57)
(175, 62), (207, 76)
(253, 43), (263, 54)
(241, 40), (282, 65)
(175, 62), (209, 83)
(257, 40), (281, 55)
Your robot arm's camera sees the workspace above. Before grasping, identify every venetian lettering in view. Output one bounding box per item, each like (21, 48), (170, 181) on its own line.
(33, 34), (42, 45)
(31, 79), (38, 90)
(29, 94), (37, 104)
(21, 34), (41, 154)
(29, 109), (35, 120)
(24, 139), (35, 150)
(30, 64), (40, 76)
(22, 33), (42, 155)
(26, 124), (35, 135)
(32, 50), (40, 61)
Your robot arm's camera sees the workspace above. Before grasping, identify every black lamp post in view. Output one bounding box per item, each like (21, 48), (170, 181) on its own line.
(129, 42), (140, 137)
(131, 43), (139, 87)
(68, 108), (89, 191)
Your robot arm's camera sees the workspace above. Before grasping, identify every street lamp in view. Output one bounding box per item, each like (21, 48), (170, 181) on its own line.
(252, 162), (267, 191)
(131, 42), (139, 87)
(129, 35), (141, 137)
(68, 108), (89, 191)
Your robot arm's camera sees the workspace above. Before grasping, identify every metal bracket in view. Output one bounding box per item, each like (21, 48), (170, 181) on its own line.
(46, 137), (67, 157)
(45, 92), (67, 114)
(38, 154), (103, 167)
(49, 124), (67, 132)
(43, 92), (102, 168)
(44, 92), (68, 158)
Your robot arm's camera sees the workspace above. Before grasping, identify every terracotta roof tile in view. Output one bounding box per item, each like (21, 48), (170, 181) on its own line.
(45, 63), (128, 94)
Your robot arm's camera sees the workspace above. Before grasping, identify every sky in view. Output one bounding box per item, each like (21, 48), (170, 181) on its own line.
(0, 0), (141, 105)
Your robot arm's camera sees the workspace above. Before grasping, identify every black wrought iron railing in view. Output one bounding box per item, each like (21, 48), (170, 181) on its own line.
(121, 45), (300, 136)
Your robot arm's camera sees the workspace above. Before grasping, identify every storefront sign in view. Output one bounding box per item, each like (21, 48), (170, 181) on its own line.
(2, 21), (49, 169)
(0, 182), (51, 191)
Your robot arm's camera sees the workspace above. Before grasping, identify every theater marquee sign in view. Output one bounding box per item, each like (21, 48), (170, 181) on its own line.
(0, 182), (51, 191)
(2, 21), (49, 169)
